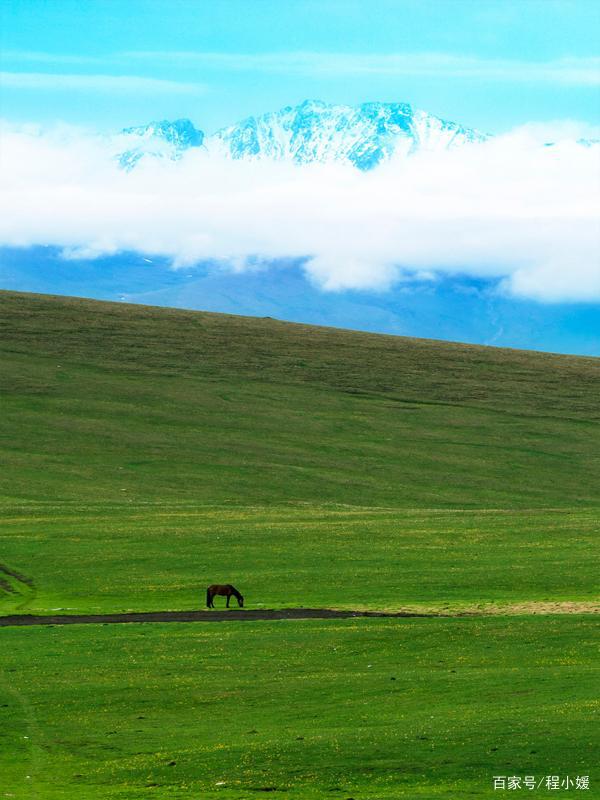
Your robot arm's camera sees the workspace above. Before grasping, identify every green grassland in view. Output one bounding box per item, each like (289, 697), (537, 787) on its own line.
(1, 290), (599, 798)
(1, 617), (598, 799)
(0, 505), (599, 615)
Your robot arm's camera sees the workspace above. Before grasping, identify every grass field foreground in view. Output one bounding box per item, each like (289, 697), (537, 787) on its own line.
(1, 616), (599, 799)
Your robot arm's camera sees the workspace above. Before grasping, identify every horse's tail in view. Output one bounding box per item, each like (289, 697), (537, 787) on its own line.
(206, 588), (211, 608)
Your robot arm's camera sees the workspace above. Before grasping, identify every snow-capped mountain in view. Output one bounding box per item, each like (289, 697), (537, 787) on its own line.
(116, 118), (204, 169)
(210, 99), (486, 168)
(115, 100), (487, 170)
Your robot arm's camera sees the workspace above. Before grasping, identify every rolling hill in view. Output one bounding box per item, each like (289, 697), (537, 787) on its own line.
(1, 289), (598, 508)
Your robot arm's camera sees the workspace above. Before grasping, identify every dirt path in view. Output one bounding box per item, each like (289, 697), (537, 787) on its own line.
(0, 608), (432, 627)
(1, 602), (598, 627)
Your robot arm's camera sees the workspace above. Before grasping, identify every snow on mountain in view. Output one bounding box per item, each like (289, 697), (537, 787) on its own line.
(116, 118), (204, 169)
(115, 100), (487, 170)
(210, 100), (487, 168)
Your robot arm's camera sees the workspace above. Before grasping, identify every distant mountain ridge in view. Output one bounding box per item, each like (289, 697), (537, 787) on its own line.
(210, 99), (486, 168)
(115, 99), (487, 170)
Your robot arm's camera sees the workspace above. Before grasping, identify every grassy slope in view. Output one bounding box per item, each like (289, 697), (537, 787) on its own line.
(1, 289), (599, 508)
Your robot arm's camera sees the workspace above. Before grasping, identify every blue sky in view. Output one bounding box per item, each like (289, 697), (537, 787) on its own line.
(1, 0), (599, 132)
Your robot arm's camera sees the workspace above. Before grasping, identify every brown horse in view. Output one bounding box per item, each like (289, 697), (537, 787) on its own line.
(206, 584), (244, 609)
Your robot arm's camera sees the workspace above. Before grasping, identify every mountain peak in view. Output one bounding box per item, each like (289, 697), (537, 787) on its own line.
(121, 118), (204, 147)
(117, 118), (204, 169)
(211, 99), (486, 169)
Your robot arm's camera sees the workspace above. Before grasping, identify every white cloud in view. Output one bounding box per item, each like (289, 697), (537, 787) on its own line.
(4, 50), (599, 88)
(0, 71), (204, 94)
(0, 122), (598, 303)
(124, 51), (600, 86)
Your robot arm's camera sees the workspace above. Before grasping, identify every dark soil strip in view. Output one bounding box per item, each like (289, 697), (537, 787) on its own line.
(0, 563), (34, 586)
(0, 608), (437, 627)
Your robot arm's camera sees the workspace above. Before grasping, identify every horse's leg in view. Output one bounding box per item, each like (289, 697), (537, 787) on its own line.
(226, 594), (230, 608)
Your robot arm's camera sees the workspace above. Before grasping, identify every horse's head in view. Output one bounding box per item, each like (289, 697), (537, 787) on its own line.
(238, 594), (244, 607)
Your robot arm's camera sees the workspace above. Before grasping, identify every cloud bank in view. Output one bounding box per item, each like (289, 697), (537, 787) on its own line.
(0, 122), (599, 303)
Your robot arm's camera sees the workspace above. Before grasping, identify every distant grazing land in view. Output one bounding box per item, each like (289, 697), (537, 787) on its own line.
(1, 289), (599, 508)
(1, 289), (598, 799)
